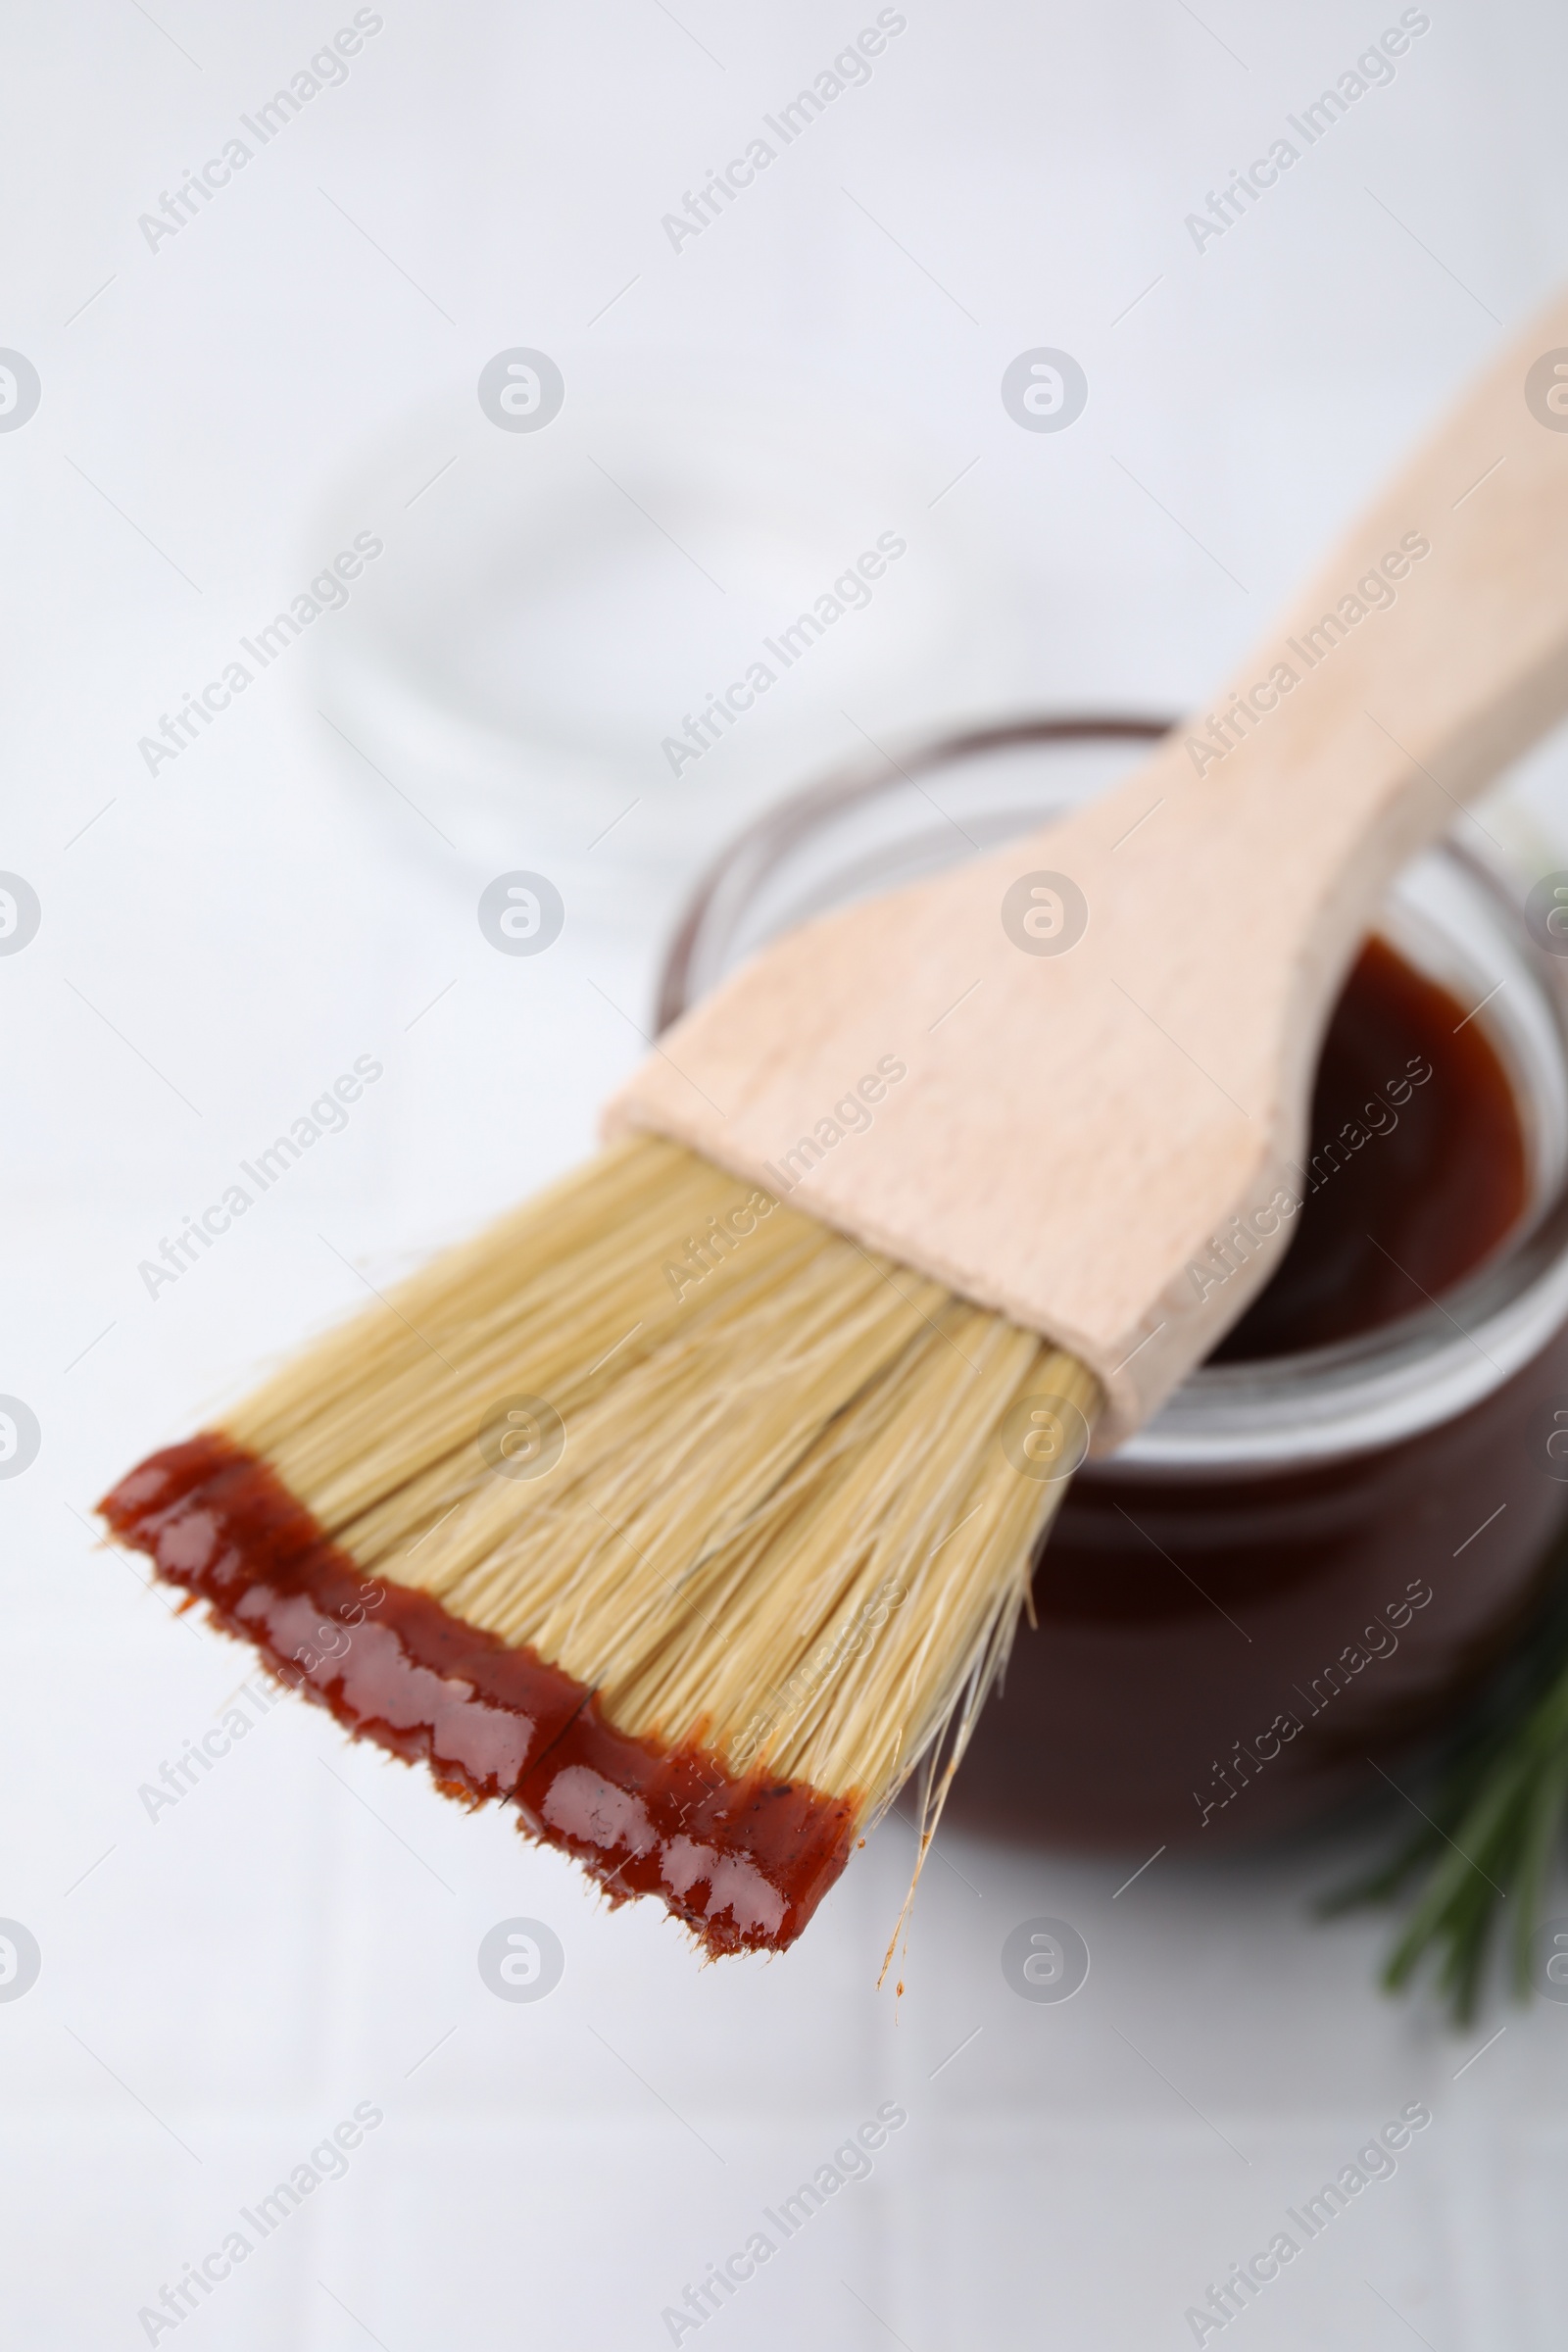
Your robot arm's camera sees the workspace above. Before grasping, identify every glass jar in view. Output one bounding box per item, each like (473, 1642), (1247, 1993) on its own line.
(306, 371), (1025, 936)
(657, 718), (1568, 1851)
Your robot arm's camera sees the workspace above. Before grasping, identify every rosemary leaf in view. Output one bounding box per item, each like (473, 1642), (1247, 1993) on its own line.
(1326, 1529), (1568, 2021)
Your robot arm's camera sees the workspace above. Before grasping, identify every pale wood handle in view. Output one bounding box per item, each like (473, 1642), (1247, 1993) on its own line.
(1086, 285), (1568, 911)
(610, 294), (1568, 1442)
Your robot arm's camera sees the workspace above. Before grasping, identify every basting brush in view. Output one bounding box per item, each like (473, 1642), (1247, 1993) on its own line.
(102, 296), (1568, 1960)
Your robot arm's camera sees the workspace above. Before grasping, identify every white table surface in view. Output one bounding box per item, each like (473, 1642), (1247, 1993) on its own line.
(5, 3), (1568, 2345)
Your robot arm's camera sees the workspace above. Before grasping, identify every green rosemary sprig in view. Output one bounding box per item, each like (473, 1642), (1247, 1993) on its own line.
(1323, 1533), (1568, 2022)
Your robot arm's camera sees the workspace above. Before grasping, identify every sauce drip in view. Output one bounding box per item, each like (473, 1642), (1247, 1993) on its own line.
(99, 1436), (855, 1957)
(1214, 936), (1528, 1360)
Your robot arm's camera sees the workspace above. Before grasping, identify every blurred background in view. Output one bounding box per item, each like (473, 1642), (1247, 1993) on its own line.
(4, 1), (1568, 2343)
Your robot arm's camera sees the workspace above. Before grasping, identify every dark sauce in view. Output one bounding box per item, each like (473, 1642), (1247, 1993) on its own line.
(951, 932), (1559, 1852)
(1214, 936), (1528, 1360)
(99, 1436), (855, 1956)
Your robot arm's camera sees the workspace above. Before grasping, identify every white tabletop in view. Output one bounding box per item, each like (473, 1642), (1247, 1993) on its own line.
(5, 3), (1568, 2345)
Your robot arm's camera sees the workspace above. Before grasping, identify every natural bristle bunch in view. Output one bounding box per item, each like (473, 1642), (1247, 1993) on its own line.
(104, 1135), (1097, 1954)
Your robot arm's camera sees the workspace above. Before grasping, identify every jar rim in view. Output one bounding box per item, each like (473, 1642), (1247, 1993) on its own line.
(656, 714), (1568, 1478)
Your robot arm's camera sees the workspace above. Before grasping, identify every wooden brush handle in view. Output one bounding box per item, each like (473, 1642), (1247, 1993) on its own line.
(610, 294), (1568, 1445)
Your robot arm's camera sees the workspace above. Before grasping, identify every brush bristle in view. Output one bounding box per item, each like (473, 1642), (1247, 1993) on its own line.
(113, 1136), (1098, 1948)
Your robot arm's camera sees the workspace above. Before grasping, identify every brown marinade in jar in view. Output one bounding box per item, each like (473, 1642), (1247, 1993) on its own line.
(953, 936), (1563, 1850)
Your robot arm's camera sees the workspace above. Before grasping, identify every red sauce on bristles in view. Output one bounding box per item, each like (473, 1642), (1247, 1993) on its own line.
(99, 1434), (857, 1957)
